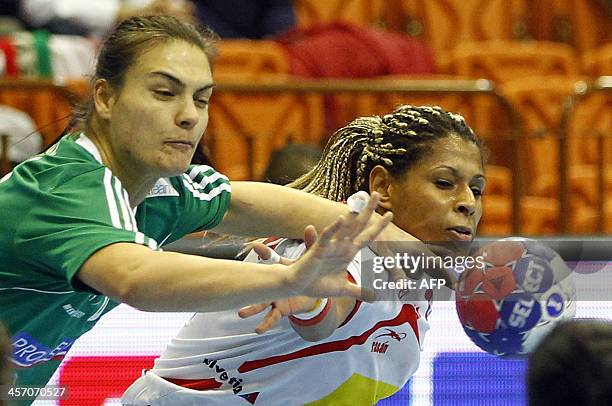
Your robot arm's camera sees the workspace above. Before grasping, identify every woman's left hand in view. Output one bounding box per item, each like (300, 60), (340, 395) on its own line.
(239, 296), (318, 334)
(239, 233), (321, 334)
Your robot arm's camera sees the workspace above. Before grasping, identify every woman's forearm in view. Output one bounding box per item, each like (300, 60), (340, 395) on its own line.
(78, 243), (294, 312)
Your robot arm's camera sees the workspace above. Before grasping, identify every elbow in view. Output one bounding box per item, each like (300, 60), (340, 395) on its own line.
(114, 273), (143, 309)
(116, 273), (157, 311)
(113, 262), (153, 311)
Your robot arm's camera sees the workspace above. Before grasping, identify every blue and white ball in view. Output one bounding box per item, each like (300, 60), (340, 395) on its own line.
(456, 238), (576, 357)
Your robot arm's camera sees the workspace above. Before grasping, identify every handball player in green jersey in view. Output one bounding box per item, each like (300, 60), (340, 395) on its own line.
(0, 15), (408, 395)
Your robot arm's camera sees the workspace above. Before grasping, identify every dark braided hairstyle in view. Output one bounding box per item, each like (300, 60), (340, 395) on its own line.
(289, 105), (485, 201)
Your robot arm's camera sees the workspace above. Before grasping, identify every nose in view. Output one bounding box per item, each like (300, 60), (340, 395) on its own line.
(455, 185), (476, 217)
(175, 96), (199, 130)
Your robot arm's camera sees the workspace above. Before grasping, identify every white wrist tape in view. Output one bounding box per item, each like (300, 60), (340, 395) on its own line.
(258, 249), (281, 264)
(346, 191), (370, 213)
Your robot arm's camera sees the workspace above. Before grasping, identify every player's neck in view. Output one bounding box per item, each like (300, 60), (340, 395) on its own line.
(86, 120), (157, 207)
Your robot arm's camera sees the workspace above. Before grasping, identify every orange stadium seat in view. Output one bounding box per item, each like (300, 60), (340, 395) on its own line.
(449, 40), (578, 83)
(524, 0), (611, 53)
(574, 196), (612, 234)
(293, 0), (385, 28)
(206, 86), (325, 180)
(205, 40), (325, 180)
(500, 75), (611, 233)
(383, 0), (518, 71)
(213, 40), (289, 79)
(480, 195), (560, 236)
(500, 75), (584, 191)
(582, 43), (612, 77)
(569, 0), (612, 52)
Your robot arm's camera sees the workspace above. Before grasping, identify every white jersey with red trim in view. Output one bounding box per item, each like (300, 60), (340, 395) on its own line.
(122, 239), (431, 406)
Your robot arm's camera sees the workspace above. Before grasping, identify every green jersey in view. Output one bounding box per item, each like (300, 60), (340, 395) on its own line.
(0, 133), (231, 391)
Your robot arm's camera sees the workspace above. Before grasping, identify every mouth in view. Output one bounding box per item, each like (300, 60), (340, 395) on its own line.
(446, 226), (473, 242)
(164, 140), (195, 151)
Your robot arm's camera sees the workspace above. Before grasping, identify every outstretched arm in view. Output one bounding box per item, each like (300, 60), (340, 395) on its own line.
(210, 181), (370, 239)
(76, 193), (391, 313)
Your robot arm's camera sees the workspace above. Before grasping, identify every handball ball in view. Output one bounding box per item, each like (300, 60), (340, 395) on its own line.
(456, 238), (576, 357)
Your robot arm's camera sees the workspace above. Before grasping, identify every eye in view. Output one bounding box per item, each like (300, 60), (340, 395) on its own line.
(194, 99), (209, 109)
(435, 179), (454, 189)
(153, 89), (174, 98)
(471, 187), (483, 197)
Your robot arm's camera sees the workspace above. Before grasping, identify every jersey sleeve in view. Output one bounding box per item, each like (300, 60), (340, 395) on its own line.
(172, 165), (232, 235)
(14, 167), (159, 293)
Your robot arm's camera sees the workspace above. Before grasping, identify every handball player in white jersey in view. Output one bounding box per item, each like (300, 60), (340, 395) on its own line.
(123, 105), (487, 405)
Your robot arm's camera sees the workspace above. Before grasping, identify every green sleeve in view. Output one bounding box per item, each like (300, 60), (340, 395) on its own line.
(171, 164), (232, 236)
(14, 167), (158, 292)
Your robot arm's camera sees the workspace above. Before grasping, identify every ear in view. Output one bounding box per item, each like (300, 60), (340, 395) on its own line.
(92, 79), (116, 121)
(368, 165), (393, 212)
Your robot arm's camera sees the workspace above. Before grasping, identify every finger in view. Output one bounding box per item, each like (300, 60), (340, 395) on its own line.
(352, 211), (393, 247)
(253, 243), (286, 265)
(239, 303), (271, 318)
(303, 225), (318, 250)
(342, 192), (384, 240)
(316, 216), (345, 248)
(335, 193), (379, 240)
(255, 307), (282, 334)
(252, 243), (272, 260)
(339, 282), (377, 303)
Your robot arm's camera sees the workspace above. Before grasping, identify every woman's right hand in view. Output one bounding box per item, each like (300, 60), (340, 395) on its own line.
(284, 192), (392, 302)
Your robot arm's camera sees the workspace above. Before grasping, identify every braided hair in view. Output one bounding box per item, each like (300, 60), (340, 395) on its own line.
(289, 105), (484, 201)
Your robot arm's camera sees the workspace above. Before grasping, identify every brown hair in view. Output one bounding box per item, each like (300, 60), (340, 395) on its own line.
(71, 15), (218, 129)
(289, 105), (486, 201)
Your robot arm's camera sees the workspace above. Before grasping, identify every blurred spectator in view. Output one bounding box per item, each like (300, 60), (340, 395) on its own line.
(261, 142), (322, 185)
(19, 0), (196, 36)
(528, 319), (612, 406)
(194, 0), (294, 39)
(277, 22), (436, 78)
(0, 105), (43, 169)
(0, 0), (24, 34)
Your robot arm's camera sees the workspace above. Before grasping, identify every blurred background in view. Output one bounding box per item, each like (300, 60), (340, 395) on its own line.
(0, 0), (610, 237)
(0, 1), (610, 404)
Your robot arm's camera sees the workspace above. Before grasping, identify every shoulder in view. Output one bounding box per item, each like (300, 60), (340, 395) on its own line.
(174, 164), (230, 187)
(168, 164), (231, 200)
(3, 135), (107, 194)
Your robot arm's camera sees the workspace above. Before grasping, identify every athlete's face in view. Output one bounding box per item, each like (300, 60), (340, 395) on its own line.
(373, 135), (485, 243)
(105, 40), (213, 177)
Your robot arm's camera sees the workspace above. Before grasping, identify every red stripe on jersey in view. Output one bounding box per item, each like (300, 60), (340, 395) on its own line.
(164, 377), (222, 390)
(339, 272), (362, 327)
(238, 304), (419, 373)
